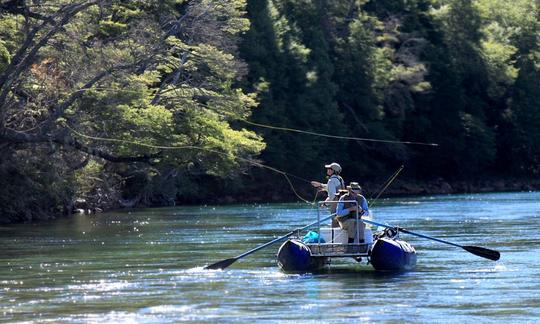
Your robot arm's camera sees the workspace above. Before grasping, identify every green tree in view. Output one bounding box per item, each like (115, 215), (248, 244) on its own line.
(404, 0), (495, 176)
(504, 2), (540, 174)
(0, 0), (264, 222)
(241, 0), (347, 191)
(335, 1), (414, 175)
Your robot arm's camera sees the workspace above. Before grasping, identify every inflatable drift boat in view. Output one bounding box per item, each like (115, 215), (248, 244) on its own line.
(276, 225), (417, 272)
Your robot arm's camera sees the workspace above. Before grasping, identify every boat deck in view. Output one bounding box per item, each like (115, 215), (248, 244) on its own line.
(305, 243), (370, 257)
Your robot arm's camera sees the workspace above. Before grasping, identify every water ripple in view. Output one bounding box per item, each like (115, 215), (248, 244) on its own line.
(1, 192), (539, 322)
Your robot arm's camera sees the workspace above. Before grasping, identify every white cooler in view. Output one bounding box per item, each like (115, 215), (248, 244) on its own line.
(320, 227), (373, 244)
(319, 228), (348, 244)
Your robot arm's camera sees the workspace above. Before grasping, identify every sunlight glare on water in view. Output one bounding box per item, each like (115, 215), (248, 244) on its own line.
(1, 191), (539, 322)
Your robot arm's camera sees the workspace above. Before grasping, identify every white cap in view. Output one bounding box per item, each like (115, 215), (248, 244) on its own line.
(324, 162), (342, 173)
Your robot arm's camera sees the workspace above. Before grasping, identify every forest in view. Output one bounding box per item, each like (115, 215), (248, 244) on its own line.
(0, 0), (539, 223)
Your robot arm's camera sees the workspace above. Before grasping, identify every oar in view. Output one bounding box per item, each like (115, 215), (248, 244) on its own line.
(204, 213), (336, 270)
(363, 219), (500, 261)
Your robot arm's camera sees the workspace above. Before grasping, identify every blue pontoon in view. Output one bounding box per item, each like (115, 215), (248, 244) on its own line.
(276, 201), (417, 272)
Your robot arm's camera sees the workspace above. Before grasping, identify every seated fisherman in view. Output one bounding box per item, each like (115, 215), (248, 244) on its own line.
(336, 182), (369, 243)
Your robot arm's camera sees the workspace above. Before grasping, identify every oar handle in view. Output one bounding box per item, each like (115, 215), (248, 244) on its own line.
(363, 219), (462, 248)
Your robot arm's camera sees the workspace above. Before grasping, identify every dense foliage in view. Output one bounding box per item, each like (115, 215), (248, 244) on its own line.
(0, 0), (538, 223)
(241, 0), (539, 189)
(0, 0), (264, 222)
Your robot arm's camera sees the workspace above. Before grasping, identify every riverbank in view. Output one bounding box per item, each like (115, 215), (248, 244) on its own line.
(378, 177), (540, 196)
(224, 176), (540, 204)
(2, 176), (539, 224)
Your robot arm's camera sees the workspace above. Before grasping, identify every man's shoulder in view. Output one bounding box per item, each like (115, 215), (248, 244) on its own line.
(328, 176), (341, 185)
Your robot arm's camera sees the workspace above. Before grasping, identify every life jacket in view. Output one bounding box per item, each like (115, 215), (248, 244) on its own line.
(330, 175), (346, 199)
(330, 174), (345, 190)
(340, 193), (367, 218)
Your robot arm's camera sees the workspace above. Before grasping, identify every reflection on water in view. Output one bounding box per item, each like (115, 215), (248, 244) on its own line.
(1, 192), (540, 322)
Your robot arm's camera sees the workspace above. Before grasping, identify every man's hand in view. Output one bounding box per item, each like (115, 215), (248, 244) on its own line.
(311, 181), (322, 188)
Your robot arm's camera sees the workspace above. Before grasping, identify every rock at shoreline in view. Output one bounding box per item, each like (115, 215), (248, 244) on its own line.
(74, 198), (88, 209)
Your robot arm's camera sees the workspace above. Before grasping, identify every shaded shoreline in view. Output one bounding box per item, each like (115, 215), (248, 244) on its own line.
(220, 177), (540, 204)
(2, 177), (539, 225)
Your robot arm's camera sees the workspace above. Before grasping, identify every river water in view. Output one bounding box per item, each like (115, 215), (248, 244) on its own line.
(1, 191), (539, 323)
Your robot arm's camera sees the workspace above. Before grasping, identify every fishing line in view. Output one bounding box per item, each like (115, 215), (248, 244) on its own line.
(66, 108), (414, 206)
(238, 118), (439, 147)
(66, 125), (405, 207)
(66, 125), (315, 204)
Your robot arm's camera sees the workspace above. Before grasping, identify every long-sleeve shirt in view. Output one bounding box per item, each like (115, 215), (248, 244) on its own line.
(336, 194), (369, 217)
(322, 175), (344, 203)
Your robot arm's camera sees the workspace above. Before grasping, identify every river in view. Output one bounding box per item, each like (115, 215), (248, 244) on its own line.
(1, 191), (539, 323)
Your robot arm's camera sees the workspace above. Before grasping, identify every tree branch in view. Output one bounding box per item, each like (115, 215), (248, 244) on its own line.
(0, 1), (99, 129)
(0, 0), (55, 23)
(1, 128), (161, 164)
(48, 63), (131, 123)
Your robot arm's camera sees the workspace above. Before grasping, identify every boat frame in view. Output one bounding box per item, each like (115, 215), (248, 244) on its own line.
(302, 200), (373, 259)
(276, 200), (417, 272)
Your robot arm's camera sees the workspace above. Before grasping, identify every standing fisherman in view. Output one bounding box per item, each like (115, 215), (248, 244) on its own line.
(311, 162), (345, 227)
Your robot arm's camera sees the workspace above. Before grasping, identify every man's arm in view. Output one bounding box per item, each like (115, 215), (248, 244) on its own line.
(361, 196), (369, 214)
(336, 200), (349, 217)
(311, 181), (328, 192)
(310, 181), (322, 188)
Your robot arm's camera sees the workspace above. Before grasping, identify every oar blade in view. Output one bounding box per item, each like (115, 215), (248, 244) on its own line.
(204, 257), (238, 270)
(463, 246), (500, 261)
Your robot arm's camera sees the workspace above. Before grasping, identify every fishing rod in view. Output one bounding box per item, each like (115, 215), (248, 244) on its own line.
(369, 165), (404, 207)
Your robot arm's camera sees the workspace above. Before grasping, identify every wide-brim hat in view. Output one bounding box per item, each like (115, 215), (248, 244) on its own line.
(347, 182), (362, 192)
